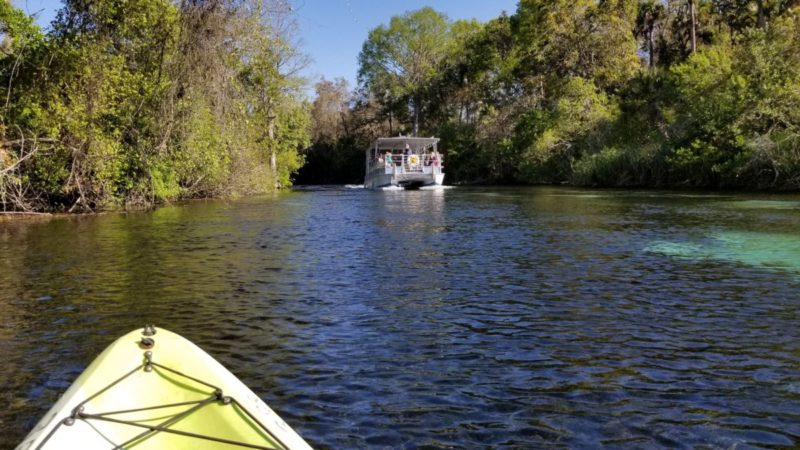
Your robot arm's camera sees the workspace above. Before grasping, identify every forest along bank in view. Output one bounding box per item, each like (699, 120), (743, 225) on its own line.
(4, 2), (800, 214)
(0, 1), (309, 213)
(299, 3), (800, 190)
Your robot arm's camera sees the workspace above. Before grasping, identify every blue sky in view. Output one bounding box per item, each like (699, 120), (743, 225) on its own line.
(12, 0), (518, 89)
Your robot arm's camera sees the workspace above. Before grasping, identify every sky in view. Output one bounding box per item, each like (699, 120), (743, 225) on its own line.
(12, 0), (519, 89)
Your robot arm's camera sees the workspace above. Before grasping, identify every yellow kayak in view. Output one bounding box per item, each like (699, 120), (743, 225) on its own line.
(17, 326), (313, 450)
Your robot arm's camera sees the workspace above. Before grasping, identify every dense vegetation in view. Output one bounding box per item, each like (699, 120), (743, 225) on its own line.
(0, 0), (309, 212)
(299, 1), (800, 190)
(3, 1), (799, 207)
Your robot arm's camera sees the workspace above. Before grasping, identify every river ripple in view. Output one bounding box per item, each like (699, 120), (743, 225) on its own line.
(1, 186), (799, 448)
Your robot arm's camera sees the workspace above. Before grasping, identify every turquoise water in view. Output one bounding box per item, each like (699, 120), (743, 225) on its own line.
(647, 198), (800, 272)
(647, 231), (800, 272)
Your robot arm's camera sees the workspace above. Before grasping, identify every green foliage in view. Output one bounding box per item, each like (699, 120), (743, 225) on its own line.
(8, 0), (798, 200)
(515, 0), (640, 89)
(574, 146), (624, 185)
(273, 102), (310, 188)
(662, 11), (800, 187)
(172, 96), (229, 196)
(149, 163), (182, 200)
(1, 0), (310, 211)
(513, 77), (620, 183)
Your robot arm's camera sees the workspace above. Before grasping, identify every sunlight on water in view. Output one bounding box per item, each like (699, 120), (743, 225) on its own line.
(647, 231), (800, 271)
(723, 199), (800, 210)
(645, 241), (707, 258)
(418, 185), (454, 190)
(550, 193), (607, 198)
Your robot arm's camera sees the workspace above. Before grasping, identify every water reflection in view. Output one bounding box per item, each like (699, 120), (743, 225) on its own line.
(2, 187), (800, 448)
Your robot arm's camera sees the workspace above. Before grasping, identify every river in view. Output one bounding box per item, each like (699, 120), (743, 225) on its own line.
(1, 186), (799, 448)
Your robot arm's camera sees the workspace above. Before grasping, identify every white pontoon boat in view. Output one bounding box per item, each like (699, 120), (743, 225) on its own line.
(364, 137), (444, 189)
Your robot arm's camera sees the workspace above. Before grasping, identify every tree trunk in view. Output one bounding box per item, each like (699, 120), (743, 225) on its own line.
(689, 0), (697, 53)
(339, 111), (350, 138)
(413, 96), (420, 137)
(756, 0), (766, 29)
(648, 28), (655, 68)
(268, 119), (277, 185)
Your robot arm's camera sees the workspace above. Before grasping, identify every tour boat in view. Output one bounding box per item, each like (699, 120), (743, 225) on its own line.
(364, 137), (444, 189)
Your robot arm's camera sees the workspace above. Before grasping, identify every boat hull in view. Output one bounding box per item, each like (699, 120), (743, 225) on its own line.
(364, 171), (444, 189)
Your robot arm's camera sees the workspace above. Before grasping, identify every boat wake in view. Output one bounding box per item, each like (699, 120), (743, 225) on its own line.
(378, 185), (452, 191)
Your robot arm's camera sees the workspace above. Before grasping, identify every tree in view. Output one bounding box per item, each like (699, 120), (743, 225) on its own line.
(235, 0), (309, 188)
(358, 7), (453, 136)
(311, 78), (350, 145)
(712, 0), (800, 35)
(637, 0), (666, 68)
(1, 2), (50, 210)
(689, 0), (698, 52)
(296, 79), (364, 185)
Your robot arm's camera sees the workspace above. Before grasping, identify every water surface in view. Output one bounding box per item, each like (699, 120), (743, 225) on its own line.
(2, 186), (800, 448)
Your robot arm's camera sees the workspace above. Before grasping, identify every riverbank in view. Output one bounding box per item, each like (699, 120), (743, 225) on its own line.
(0, 212), (56, 222)
(1, 1), (309, 216)
(5, 180), (800, 219)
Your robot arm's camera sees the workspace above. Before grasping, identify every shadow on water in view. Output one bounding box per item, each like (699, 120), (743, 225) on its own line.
(2, 186), (800, 448)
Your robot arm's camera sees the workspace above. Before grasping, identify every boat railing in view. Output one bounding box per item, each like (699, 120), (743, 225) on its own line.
(368, 154), (443, 174)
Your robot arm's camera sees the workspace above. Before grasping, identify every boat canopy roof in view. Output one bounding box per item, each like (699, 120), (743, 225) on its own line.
(371, 137), (439, 152)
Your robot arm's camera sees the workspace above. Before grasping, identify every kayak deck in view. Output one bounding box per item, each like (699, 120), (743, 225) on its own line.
(18, 327), (312, 450)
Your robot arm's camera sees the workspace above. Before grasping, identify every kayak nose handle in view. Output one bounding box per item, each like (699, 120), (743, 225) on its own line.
(140, 337), (155, 349)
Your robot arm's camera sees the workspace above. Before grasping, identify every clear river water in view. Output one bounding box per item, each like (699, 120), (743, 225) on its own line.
(1, 186), (799, 449)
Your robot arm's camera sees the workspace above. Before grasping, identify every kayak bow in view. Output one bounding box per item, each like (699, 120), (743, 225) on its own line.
(17, 326), (312, 450)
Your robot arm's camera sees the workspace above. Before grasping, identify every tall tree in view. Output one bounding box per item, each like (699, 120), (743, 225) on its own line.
(637, 0), (666, 68)
(358, 7), (453, 136)
(311, 78), (350, 145)
(712, 0), (800, 34)
(237, 0), (309, 187)
(689, 0), (698, 52)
